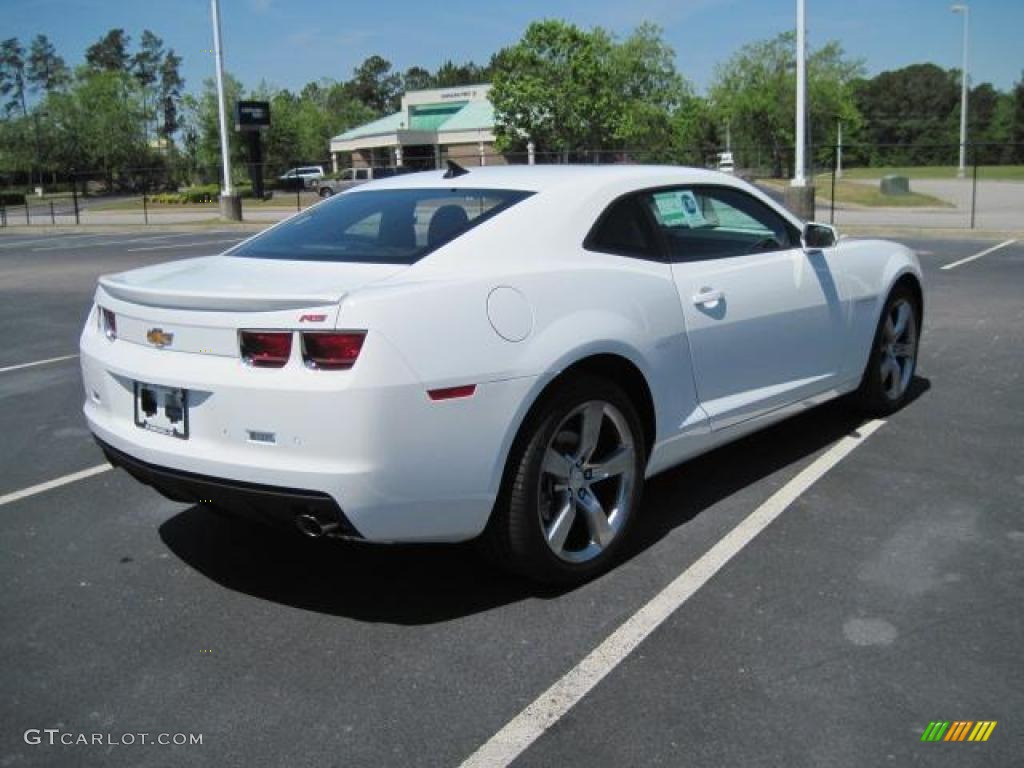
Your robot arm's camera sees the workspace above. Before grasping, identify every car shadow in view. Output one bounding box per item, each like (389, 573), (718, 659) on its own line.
(628, 374), (930, 557)
(159, 376), (930, 625)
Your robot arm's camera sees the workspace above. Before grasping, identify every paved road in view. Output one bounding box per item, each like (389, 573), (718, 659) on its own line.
(821, 178), (1024, 231)
(0, 230), (1021, 766)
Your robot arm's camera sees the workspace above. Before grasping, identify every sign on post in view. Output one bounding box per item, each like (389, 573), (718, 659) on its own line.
(235, 100), (271, 131)
(235, 101), (271, 201)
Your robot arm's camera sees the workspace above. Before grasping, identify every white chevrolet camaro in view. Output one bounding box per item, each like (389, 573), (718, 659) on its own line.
(81, 165), (923, 583)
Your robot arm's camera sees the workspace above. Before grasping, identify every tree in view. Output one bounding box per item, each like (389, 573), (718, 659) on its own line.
(181, 73), (246, 178)
(348, 55), (401, 114)
(608, 23), (690, 156)
(490, 21), (689, 157)
(434, 60), (489, 88)
(43, 70), (149, 180)
(158, 49), (184, 142)
(131, 30), (164, 142)
(85, 29), (130, 73)
(710, 32), (864, 176)
(27, 35), (69, 96)
(1012, 72), (1024, 162)
(851, 64), (960, 165)
(252, 79), (376, 170)
(0, 38), (28, 117)
(669, 95), (721, 166)
(402, 66), (434, 93)
(322, 80), (376, 136)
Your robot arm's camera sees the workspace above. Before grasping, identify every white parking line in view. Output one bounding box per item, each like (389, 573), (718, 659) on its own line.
(30, 236), (130, 252)
(459, 418), (886, 768)
(126, 237), (245, 252)
(113, 231), (243, 246)
(0, 354), (79, 374)
(0, 233), (99, 249)
(0, 464), (111, 508)
(941, 239), (1016, 271)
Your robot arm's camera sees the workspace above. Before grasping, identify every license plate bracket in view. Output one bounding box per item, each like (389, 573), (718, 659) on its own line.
(134, 382), (189, 439)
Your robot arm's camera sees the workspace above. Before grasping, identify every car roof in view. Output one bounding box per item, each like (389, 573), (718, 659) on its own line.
(358, 164), (737, 193)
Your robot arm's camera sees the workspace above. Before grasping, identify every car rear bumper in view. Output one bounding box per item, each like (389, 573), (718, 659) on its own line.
(97, 438), (362, 537)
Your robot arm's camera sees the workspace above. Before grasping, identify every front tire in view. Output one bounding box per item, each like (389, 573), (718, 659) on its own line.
(319, 187), (333, 198)
(852, 286), (920, 416)
(485, 375), (646, 585)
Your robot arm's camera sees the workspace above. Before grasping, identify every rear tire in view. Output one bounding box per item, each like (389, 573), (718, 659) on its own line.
(319, 187), (333, 198)
(484, 375), (646, 585)
(851, 285), (920, 416)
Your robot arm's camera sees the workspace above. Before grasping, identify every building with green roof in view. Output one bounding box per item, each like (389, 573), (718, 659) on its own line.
(329, 85), (505, 171)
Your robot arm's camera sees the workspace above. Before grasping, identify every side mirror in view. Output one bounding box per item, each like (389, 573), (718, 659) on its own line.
(801, 222), (838, 250)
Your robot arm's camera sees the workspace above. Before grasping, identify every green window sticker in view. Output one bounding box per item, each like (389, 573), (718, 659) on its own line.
(678, 190), (708, 227)
(652, 190), (708, 228)
(652, 192), (688, 227)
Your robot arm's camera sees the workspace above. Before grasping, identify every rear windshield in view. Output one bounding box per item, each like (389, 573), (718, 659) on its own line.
(231, 187), (532, 264)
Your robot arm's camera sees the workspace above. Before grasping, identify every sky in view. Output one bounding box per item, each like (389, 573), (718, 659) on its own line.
(3, 0), (1022, 99)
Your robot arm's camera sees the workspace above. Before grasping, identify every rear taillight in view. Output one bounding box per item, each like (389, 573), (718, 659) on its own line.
(301, 332), (365, 370)
(99, 307), (116, 340)
(239, 331), (292, 368)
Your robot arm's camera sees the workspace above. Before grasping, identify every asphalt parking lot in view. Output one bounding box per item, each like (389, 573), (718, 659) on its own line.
(1, 229), (1021, 767)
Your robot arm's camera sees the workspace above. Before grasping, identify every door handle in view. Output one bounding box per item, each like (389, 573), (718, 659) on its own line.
(692, 287), (724, 306)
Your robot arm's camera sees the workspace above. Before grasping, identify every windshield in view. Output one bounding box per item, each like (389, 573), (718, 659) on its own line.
(231, 187), (533, 264)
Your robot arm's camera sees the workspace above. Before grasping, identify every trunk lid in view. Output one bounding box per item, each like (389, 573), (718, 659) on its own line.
(99, 254), (405, 312)
(96, 255), (406, 358)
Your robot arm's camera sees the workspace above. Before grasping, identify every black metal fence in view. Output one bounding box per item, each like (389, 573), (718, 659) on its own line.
(2, 143), (1021, 230)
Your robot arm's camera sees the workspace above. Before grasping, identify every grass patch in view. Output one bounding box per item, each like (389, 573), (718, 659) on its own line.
(85, 194), (318, 212)
(761, 178), (953, 208)
(828, 165), (1024, 181)
(822, 180), (953, 208)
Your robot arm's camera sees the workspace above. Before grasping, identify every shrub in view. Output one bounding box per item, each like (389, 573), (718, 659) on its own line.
(148, 183), (258, 205)
(0, 191), (26, 206)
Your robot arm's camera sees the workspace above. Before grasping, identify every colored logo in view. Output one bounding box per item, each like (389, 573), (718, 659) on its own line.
(921, 721), (997, 742)
(146, 328), (174, 348)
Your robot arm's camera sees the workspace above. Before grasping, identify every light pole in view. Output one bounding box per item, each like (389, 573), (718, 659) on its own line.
(211, 0), (240, 219)
(836, 118), (842, 179)
(792, 0), (807, 187)
(784, 0), (815, 220)
(952, 4), (969, 178)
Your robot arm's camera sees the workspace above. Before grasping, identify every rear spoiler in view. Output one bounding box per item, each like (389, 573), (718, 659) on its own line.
(98, 276), (344, 312)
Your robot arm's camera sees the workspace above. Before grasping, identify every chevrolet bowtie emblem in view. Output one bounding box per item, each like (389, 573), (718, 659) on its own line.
(146, 328), (174, 348)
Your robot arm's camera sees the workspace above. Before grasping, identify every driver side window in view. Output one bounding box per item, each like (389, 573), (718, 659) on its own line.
(643, 186), (797, 262)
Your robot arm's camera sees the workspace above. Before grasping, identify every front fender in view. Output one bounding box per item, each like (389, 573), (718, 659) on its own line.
(834, 239), (923, 381)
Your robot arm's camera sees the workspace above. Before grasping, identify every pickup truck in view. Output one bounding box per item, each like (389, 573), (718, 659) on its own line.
(314, 166), (413, 197)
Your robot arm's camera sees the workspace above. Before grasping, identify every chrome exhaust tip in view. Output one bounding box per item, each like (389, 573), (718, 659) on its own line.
(295, 513), (339, 538)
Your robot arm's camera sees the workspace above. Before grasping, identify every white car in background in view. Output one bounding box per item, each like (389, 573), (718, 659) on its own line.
(277, 165), (325, 190)
(81, 164), (923, 584)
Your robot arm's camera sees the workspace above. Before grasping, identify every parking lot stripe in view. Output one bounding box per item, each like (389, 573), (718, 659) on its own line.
(29, 235), (146, 251)
(126, 237), (245, 252)
(459, 418), (886, 768)
(0, 233), (98, 249)
(0, 464), (111, 508)
(109, 231), (243, 246)
(941, 239), (1016, 271)
(0, 354), (79, 374)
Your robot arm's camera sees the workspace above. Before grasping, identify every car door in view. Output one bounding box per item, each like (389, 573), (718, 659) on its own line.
(642, 185), (845, 429)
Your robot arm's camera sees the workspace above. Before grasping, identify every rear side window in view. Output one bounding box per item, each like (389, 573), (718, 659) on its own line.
(643, 186), (798, 261)
(231, 188), (533, 264)
(584, 195), (658, 258)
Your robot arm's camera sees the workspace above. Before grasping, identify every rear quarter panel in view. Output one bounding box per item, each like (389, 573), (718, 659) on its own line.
(336, 191), (707, 492)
